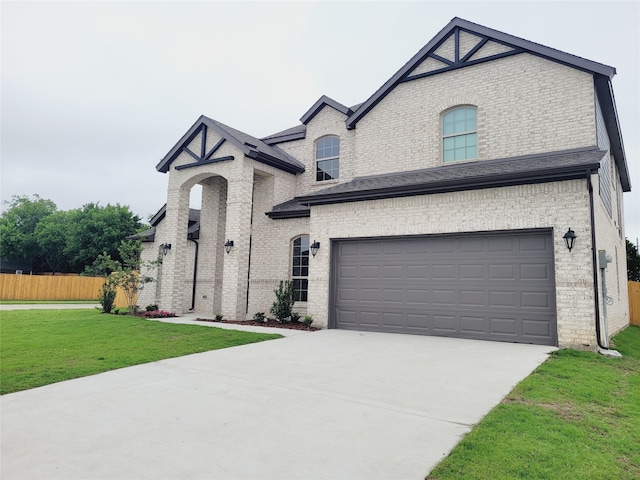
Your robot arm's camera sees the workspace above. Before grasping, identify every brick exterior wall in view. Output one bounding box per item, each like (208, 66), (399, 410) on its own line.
(142, 44), (628, 348)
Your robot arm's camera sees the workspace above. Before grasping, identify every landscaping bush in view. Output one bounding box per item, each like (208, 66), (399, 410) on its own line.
(270, 280), (296, 322)
(141, 310), (177, 318)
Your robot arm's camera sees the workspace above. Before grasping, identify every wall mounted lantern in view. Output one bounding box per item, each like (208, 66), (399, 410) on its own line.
(161, 243), (172, 256)
(563, 228), (576, 252)
(224, 239), (234, 254)
(310, 240), (320, 257)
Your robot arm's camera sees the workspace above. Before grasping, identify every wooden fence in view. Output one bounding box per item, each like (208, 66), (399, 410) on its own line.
(629, 281), (640, 326)
(0, 273), (128, 307)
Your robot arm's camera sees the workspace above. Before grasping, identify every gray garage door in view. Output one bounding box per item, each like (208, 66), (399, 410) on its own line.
(331, 230), (557, 345)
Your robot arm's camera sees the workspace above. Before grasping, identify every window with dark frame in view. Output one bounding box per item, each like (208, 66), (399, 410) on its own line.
(316, 136), (340, 181)
(292, 235), (309, 302)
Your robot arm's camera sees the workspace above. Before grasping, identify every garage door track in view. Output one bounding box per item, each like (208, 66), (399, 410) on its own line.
(1, 330), (553, 479)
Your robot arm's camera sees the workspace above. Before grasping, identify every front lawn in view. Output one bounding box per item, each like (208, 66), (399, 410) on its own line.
(0, 309), (281, 394)
(428, 325), (640, 480)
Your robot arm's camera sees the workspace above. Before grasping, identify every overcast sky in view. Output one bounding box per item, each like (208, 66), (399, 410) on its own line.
(2, 1), (639, 243)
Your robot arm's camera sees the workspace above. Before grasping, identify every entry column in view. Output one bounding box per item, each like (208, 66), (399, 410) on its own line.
(221, 167), (254, 320)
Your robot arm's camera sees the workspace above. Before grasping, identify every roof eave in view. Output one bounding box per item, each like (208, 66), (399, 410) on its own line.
(296, 164), (601, 207)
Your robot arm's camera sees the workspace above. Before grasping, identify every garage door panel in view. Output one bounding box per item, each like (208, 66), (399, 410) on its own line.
(433, 314), (458, 332)
(333, 232), (556, 345)
(521, 291), (552, 309)
(460, 316), (486, 333)
(489, 264), (516, 279)
(520, 263), (552, 281)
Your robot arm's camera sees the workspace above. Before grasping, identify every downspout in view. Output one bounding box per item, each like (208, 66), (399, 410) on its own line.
(587, 170), (622, 357)
(587, 169), (606, 350)
(188, 237), (199, 311)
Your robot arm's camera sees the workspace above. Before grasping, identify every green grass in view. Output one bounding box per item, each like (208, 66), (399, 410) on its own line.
(0, 309), (281, 394)
(0, 300), (98, 304)
(428, 325), (640, 480)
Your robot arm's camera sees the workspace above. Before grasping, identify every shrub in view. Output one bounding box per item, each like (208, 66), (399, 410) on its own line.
(253, 312), (266, 322)
(270, 280), (296, 322)
(98, 281), (117, 314)
(141, 310), (177, 318)
(145, 304), (159, 312)
(215, 313), (224, 321)
(303, 315), (314, 329)
(291, 312), (301, 323)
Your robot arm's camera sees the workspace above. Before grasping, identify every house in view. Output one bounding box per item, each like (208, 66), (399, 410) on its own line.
(137, 17), (631, 349)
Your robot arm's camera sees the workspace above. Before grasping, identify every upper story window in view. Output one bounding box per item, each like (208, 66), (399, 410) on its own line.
(316, 136), (340, 181)
(442, 107), (477, 162)
(291, 235), (309, 302)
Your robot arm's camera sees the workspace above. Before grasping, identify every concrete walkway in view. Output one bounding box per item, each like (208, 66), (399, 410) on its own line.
(1, 322), (554, 480)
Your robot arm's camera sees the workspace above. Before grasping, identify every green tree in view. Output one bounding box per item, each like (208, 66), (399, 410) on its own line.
(627, 239), (640, 281)
(65, 203), (143, 272)
(0, 194), (57, 270)
(34, 211), (71, 274)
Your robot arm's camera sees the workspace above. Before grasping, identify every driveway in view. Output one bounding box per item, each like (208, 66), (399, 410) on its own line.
(1, 329), (553, 479)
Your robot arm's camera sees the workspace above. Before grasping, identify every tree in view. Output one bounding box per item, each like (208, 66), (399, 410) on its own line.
(0, 194), (57, 270)
(627, 239), (640, 281)
(64, 203), (144, 272)
(270, 280), (296, 322)
(34, 211), (71, 274)
(86, 240), (158, 314)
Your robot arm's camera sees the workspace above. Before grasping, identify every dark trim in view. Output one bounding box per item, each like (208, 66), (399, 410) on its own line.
(297, 163), (601, 207)
(200, 125), (207, 159)
(204, 137), (226, 161)
(174, 156), (234, 170)
(404, 49), (523, 82)
(301, 95), (352, 125)
(265, 209), (311, 219)
(460, 36), (488, 62)
(262, 130), (306, 145)
(182, 146), (201, 162)
(245, 150), (304, 174)
(429, 52), (454, 66)
(346, 17), (616, 130)
(594, 77), (630, 191)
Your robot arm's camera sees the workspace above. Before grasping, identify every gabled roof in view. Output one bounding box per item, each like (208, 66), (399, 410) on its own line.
(300, 95), (355, 125)
(128, 206), (202, 242)
(344, 17), (629, 191)
(295, 147), (606, 206)
(156, 115), (305, 174)
(347, 17), (616, 130)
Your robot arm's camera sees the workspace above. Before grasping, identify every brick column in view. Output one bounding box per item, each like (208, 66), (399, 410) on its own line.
(158, 186), (190, 314)
(221, 168), (254, 320)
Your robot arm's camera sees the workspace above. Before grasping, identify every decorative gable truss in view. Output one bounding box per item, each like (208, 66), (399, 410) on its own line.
(156, 116), (305, 174)
(175, 124), (231, 171)
(406, 27), (522, 81)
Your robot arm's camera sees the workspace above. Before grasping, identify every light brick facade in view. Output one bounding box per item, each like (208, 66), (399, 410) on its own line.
(140, 19), (630, 349)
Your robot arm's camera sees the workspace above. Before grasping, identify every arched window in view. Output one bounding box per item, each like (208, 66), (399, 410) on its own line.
(316, 136), (340, 181)
(291, 235), (309, 302)
(442, 107), (477, 162)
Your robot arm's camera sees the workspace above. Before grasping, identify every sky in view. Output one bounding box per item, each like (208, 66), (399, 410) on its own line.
(2, 0), (639, 243)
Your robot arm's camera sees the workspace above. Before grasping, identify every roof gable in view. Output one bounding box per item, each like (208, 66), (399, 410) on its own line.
(346, 17), (616, 130)
(300, 95), (354, 125)
(156, 116), (305, 174)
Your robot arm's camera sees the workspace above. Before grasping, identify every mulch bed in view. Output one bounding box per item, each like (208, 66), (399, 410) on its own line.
(195, 318), (319, 331)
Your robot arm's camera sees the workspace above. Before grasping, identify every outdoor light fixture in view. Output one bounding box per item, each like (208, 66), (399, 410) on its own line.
(310, 240), (320, 257)
(224, 239), (234, 254)
(161, 243), (172, 256)
(563, 228), (576, 252)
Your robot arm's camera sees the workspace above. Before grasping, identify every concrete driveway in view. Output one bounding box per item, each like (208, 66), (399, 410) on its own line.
(1, 329), (554, 480)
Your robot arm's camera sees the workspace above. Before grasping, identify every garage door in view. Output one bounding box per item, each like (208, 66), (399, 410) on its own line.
(331, 231), (557, 345)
